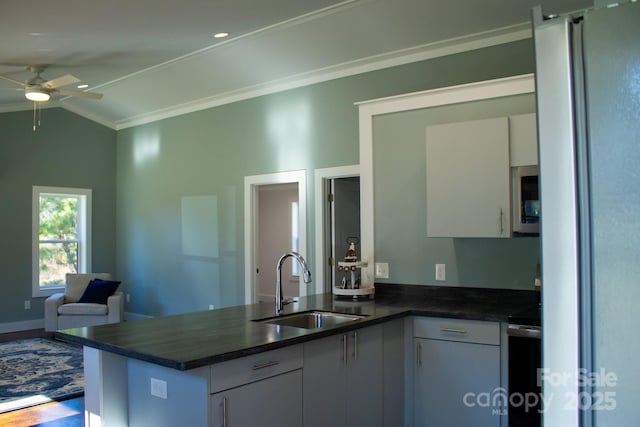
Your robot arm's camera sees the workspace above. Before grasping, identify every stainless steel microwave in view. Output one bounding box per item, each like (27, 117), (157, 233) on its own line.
(512, 165), (540, 234)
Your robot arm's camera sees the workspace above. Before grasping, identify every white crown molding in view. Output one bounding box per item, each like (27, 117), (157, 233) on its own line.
(91, 0), (366, 92)
(114, 23), (531, 130)
(0, 102), (58, 114)
(0, 100), (117, 129)
(60, 102), (117, 129)
(1, 21), (531, 131)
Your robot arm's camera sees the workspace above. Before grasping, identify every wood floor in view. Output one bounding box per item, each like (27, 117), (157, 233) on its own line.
(0, 329), (84, 427)
(0, 397), (84, 427)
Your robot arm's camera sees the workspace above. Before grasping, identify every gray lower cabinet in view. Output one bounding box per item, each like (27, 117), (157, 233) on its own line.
(127, 344), (304, 427)
(413, 317), (501, 427)
(303, 324), (383, 427)
(210, 369), (302, 427)
(209, 345), (304, 427)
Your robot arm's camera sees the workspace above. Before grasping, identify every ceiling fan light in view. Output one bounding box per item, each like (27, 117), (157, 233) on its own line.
(25, 88), (50, 102)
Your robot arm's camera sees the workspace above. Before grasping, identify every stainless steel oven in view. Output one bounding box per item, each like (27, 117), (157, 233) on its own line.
(507, 319), (541, 426)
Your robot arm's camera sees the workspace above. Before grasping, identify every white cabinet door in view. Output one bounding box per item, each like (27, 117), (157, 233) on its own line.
(211, 369), (302, 427)
(426, 117), (510, 238)
(509, 113), (538, 167)
(414, 338), (500, 427)
(303, 325), (383, 427)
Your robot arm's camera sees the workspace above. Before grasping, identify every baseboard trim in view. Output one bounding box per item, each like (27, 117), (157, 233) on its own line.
(0, 319), (45, 334)
(0, 313), (152, 333)
(124, 312), (154, 321)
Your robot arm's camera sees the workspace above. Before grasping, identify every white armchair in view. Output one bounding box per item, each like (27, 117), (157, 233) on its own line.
(45, 273), (124, 332)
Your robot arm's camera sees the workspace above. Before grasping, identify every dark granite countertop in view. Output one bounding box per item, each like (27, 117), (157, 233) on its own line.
(55, 284), (539, 371)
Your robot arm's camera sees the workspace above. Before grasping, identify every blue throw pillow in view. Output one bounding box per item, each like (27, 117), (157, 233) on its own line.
(77, 278), (122, 304)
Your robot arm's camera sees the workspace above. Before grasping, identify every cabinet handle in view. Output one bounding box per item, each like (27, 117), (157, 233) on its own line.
(440, 328), (467, 334)
(417, 342), (422, 368)
(252, 360), (280, 370)
(499, 208), (504, 235)
(221, 396), (228, 427)
(352, 331), (358, 361)
(342, 335), (348, 366)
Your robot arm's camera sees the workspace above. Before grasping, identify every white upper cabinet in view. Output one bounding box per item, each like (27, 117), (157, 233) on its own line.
(509, 113), (538, 166)
(426, 117), (511, 238)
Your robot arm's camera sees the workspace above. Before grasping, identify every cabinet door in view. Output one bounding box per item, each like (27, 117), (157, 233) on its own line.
(211, 369), (302, 427)
(426, 117), (510, 238)
(509, 113), (538, 167)
(346, 326), (383, 427)
(303, 333), (347, 427)
(303, 325), (384, 427)
(414, 338), (500, 427)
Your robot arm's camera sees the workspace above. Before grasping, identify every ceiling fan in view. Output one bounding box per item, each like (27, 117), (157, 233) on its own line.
(0, 65), (103, 102)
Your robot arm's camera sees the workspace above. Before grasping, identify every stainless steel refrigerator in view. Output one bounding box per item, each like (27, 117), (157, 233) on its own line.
(533, 2), (640, 426)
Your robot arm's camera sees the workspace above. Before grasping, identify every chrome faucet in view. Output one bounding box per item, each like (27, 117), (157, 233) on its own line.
(275, 252), (312, 314)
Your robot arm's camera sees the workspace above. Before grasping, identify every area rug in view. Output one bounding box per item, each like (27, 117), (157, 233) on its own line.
(0, 338), (83, 413)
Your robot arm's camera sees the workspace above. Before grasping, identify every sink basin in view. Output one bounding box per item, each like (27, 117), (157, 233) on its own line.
(255, 310), (366, 329)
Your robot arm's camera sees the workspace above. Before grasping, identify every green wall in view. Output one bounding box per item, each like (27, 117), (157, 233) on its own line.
(374, 94), (539, 288)
(116, 39), (537, 317)
(0, 108), (117, 325)
(0, 39), (538, 325)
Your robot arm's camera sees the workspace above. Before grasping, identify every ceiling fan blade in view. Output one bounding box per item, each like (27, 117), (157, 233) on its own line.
(43, 74), (80, 89)
(0, 74), (25, 86)
(54, 88), (103, 99)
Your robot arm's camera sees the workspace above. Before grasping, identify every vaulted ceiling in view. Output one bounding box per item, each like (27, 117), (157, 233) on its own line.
(0, 0), (591, 129)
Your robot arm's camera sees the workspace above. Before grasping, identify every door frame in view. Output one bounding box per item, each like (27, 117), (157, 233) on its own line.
(356, 74), (535, 286)
(244, 170), (307, 304)
(314, 165), (360, 294)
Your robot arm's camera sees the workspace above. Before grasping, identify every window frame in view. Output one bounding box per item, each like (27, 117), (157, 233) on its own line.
(32, 186), (92, 297)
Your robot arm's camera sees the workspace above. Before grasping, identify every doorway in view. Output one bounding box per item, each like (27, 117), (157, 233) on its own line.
(244, 170), (307, 304)
(314, 165), (360, 293)
(328, 177), (361, 290)
(256, 183), (299, 303)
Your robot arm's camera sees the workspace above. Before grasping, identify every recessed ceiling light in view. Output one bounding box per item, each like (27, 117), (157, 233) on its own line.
(213, 32), (229, 39)
(77, 84), (89, 89)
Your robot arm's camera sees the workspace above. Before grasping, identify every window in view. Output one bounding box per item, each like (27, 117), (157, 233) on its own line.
(32, 186), (92, 297)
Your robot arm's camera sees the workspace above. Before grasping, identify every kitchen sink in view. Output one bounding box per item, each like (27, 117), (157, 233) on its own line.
(255, 310), (366, 329)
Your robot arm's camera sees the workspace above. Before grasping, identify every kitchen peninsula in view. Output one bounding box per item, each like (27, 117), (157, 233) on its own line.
(57, 285), (539, 427)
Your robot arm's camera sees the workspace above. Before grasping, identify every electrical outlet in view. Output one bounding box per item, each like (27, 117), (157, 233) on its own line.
(126, 293), (131, 303)
(208, 304), (215, 310)
(150, 378), (167, 399)
(435, 264), (446, 281)
(375, 262), (389, 279)
(24, 300), (31, 310)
